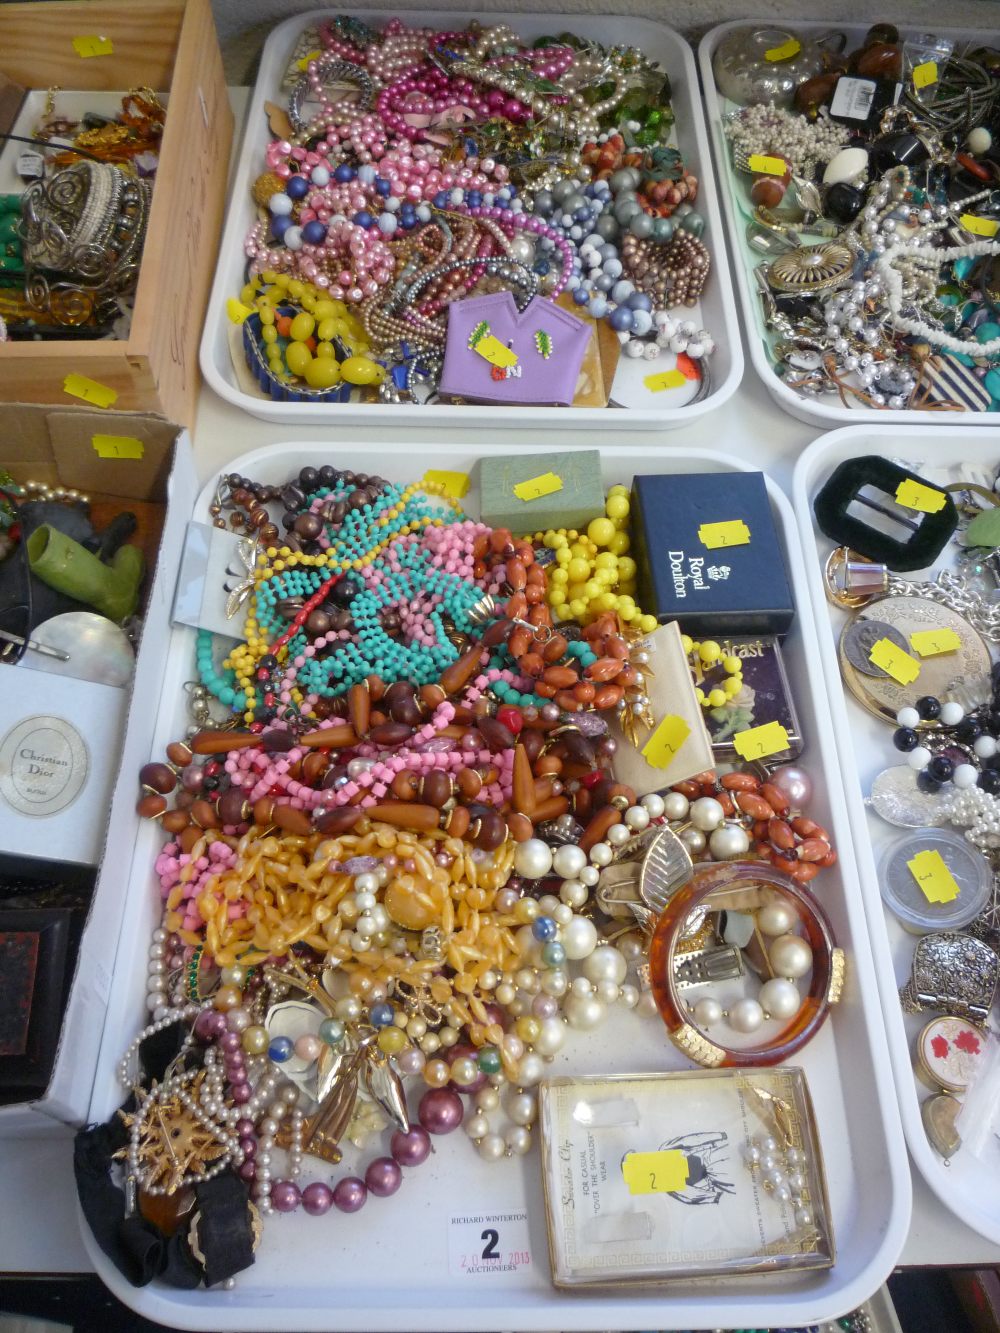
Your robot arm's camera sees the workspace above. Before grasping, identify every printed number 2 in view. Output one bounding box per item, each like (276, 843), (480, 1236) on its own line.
(481, 1228), (500, 1260)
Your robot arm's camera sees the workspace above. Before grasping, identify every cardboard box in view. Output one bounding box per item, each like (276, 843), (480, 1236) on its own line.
(0, 0), (233, 426)
(0, 403), (198, 1133)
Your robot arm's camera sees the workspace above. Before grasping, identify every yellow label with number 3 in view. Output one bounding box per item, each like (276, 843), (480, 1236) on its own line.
(869, 638), (921, 685)
(910, 628), (961, 658)
(895, 479), (946, 513)
(908, 848), (960, 904)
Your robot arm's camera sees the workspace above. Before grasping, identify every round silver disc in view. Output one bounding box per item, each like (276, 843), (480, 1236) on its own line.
(843, 618), (909, 678)
(868, 766), (952, 829)
(22, 612), (134, 687)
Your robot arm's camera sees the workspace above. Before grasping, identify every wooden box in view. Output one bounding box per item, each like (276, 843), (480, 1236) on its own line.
(0, 0), (233, 426)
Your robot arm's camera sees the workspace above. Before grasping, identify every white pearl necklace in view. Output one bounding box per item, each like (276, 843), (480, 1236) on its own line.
(117, 1005), (199, 1089)
(877, 239), (1000, 358)
(744, 1131), (814, 1230)
(724, 103), (848, 179)
(946, 785), (1000, 852)
(464, 1083), (536, 1161)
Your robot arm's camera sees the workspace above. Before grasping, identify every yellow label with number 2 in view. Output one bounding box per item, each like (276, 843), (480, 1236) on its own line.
(732, 721), (790, 761)
(622, 1150), (690, 1195)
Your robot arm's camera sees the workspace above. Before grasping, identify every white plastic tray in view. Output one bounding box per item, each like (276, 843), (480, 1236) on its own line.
(699, 20), (1000, 431)
(792, 425), (1000, 1244)
(82, 442), (908, 1330)
(199, 8), (743, 429)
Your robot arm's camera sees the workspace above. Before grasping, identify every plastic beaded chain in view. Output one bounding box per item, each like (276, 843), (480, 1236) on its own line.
(113, 447), (852, 1291)
(231, 14), (718, 409)
(716, 27), (1000, 416)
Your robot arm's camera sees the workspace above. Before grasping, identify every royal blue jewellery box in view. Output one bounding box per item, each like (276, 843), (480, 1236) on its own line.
(631, 472), (794, 636)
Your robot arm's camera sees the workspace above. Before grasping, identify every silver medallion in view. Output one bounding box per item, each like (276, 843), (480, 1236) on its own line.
(843, 618), (909, 678)
(867, 767), (952, 829)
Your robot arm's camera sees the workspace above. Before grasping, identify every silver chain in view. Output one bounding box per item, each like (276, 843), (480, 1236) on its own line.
(888, 569), (1000, 642)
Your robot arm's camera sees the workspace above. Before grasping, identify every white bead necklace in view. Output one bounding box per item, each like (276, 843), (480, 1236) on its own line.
(877, 239), (1000, 358)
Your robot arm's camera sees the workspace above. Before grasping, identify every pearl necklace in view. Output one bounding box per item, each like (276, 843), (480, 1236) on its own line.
(463, 1082), (536, 1161)
(877, 239), (1000, 358)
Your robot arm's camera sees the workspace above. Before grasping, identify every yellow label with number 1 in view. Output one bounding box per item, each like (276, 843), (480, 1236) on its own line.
(747, 154), (788, 177)
(698, 520), (750, 549)
(63, 373), (118, 408)
(640, 715), (691, 768)
(910, 628), (961, 658)
(895, 479), (946, 513)
(622, 1150), (690, 1195)
(908, 849), (960, 904)
(92, 435), (144, 460)
(869, 638), (922, 685)
(512, 472), (563, 502)
(913, 60), (937, 89)
(732, 721), (790, 761)
(423, 469), (469, 499)
(961, 214), (1000, 238)
(765, 38), (801, 61)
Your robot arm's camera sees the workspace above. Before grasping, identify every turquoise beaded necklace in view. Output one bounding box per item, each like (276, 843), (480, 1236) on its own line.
(197, 477), (468, 713)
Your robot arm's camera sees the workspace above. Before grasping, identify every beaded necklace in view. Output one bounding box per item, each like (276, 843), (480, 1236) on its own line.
(224, 476), (463, 721)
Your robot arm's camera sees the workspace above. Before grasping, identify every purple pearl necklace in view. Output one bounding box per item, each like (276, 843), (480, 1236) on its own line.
(270, 1123), (434, 1215)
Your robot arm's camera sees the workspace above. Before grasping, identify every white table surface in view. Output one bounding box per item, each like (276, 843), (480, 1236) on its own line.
(4, 85), (1000, 1289)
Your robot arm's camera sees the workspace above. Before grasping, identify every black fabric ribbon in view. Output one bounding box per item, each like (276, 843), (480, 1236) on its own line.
(73, 1020), (256, 1290)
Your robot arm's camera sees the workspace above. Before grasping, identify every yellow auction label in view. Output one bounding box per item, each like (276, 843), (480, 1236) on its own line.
(960, 214), (999, 238)
(698, 519), (750, 549)
(63, 373), (118, 408)
(644, 369), (687, 392)
(92, 435), (144, 460)
(910, 628), (961, 658)
(732, 721), (790, 761)
(512, 472), (563, 502)
(869, 638), (921, 685)
(747, 153), (788, 176)
(73, 34), (114, 56)
(765, 38), (801, 61)
(895, 479), (946, 513)
(622, 1150), (690, 1195)
(641, 715), (691, 768)
(908, 848), (960, 904)
(423, 469), (469, 499)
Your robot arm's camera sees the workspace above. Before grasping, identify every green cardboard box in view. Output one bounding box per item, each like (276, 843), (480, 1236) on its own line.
(478, 449), (604, 536)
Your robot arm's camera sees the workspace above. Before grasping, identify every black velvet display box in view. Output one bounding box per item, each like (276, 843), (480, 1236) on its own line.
(631, 472), (794, 636)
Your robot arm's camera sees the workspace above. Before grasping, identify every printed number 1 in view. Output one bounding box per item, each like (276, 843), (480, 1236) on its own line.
(481, 1228), (500, 1260)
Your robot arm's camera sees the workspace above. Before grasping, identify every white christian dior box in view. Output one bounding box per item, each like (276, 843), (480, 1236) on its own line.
(0, 671), (128, 866)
